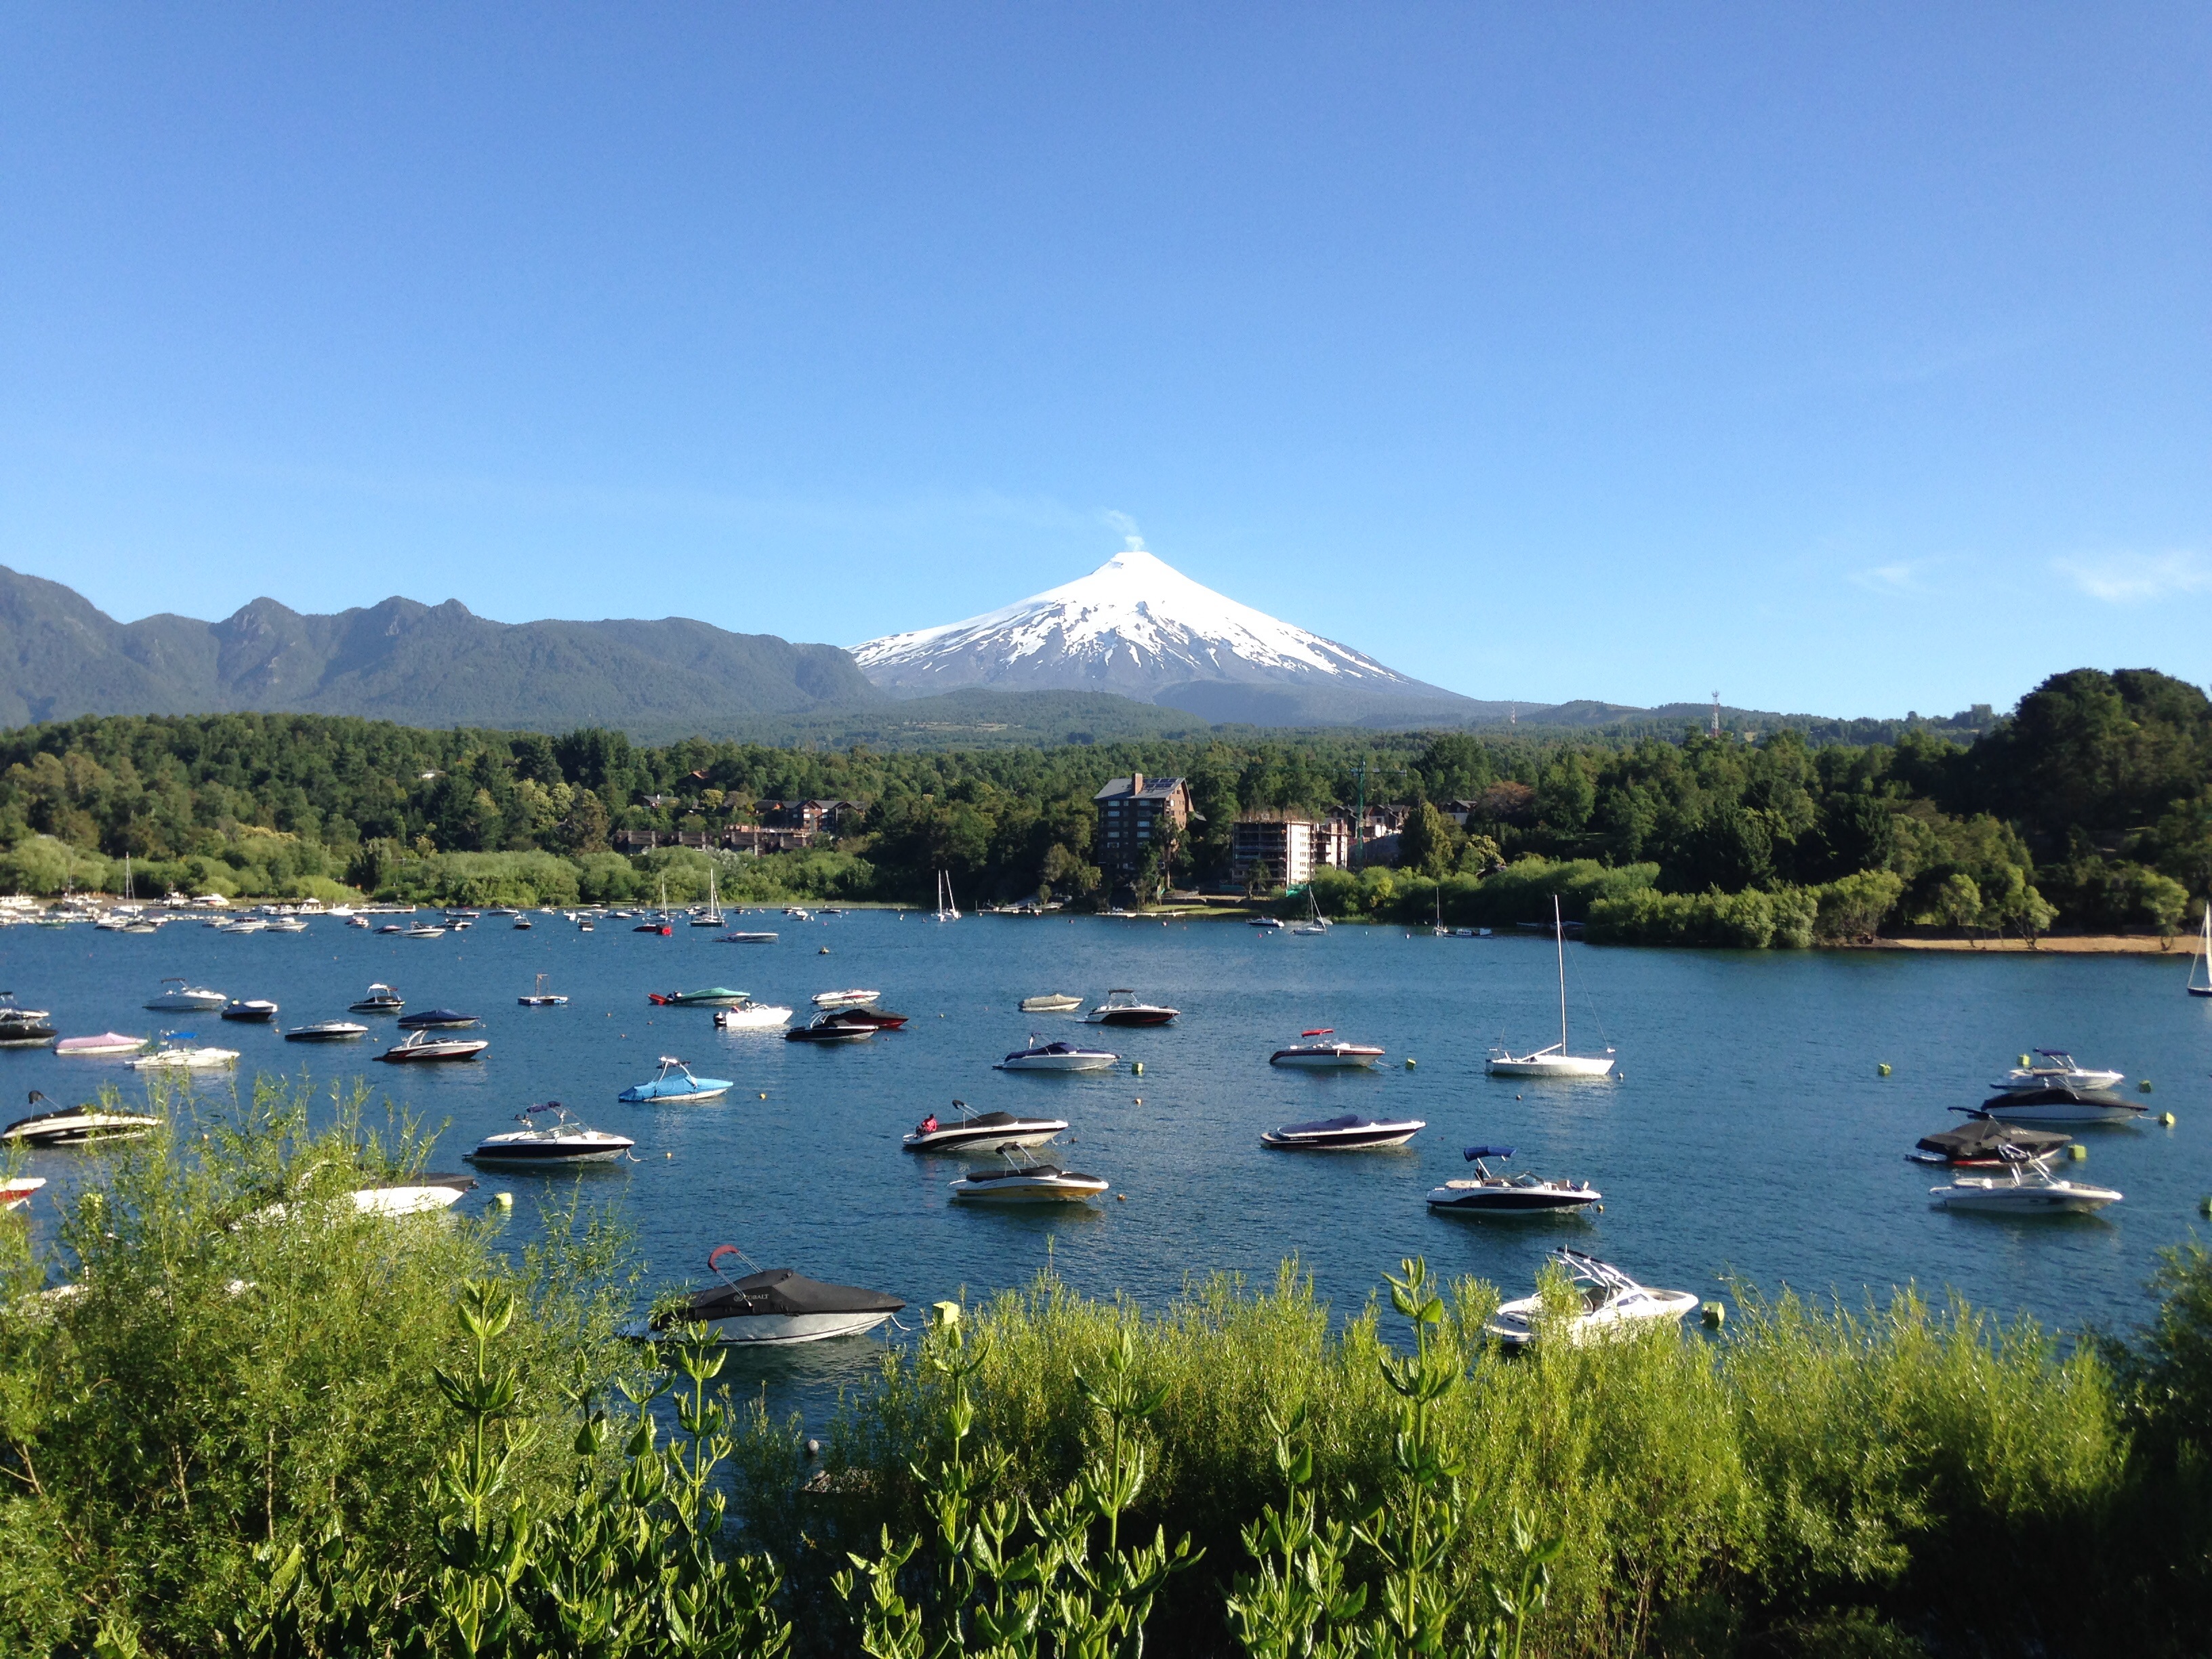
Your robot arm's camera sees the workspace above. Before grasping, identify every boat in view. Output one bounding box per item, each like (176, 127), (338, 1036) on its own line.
(644, 1246), (903, 1345)
(717, 930), (779, 944)
(996, 1036), (1120, 1071)
(1080, 990), (1179, 1027)
(54, 1032), (148, 1057)
(821, 1006), (909, 1030)
(949, 1147), (1110, 1204)
(713, 998), (793, 1029)
(348, 915), (371, 928)
(264, 916), (309, 934)
(0, 1000), (57, 1048)
(813, 989), (880, 1009)
(1909, 1119), (2072, 1168)
(785, 1016), (874, 1044)
(512, 916), (533, 930)
(1261, 1113), (1426, 1150)
(1989, 1050), (2126, 1093)
(1289, 888), (1331, 936)
(374, 1030), (489, 1064)
(403, 924), (447, 939)
(648, 987), (750, 1008)
(285, 1021), (369, 1042)
(2191, 901), (2212, 997)
(377, 922), (405, 935)
(1485, 897), (1616, 1079)
(1486, 1250), (1699, 1348)
(348, 1176), (476, 1216)
(2, 1176), (46, 1212)
(1248, 916), (1285, 931)
(690, 870), (724, 926)
(220, 999), (280, 1022)
(397, 1008), (480, 1029)
(578, 918), (594, 932)
(1969, 1088), (2148, 1128)
(935, 869), (960, 922)
(1019, 994), (1084, 1013)
(145, 978), (226, 1012)
(2, 1091), (159, 1147)
(617, 1057), (734, 1103)
(1269, 1030), (1385, 1068)
(126, 1033), (241, 1069)
(216, 917), (268, 935)
(1425, 1147), (1602, 1216)
(350, 983), (405, 1013)
(903, 1101), (1069, 1153)
(518, 975), (568, 1008)
(468, 1103), (636, 1166)
(1929, 1146), (2123, 1214)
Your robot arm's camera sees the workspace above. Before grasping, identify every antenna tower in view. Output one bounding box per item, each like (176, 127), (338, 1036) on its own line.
(1711, 691), (1721, 738)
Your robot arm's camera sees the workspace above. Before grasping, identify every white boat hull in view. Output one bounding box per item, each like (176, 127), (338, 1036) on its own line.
(997, 1052), (1118, 1071)
(1269, 1048), (1384, 1069)
(1486, 1053), (1615, 1079)
(1931, 1178), (2121, 1213)
(714, 1005), (792, 1029)
(950, 1174), (1109, 1203)
(1487, 1288), (1698, 1347)
(691, 1309), (896, 1345)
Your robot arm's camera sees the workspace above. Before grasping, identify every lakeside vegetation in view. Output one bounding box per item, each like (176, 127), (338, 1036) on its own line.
(1, 668), (2207, 945)
(3, 1084), (2209, 1656)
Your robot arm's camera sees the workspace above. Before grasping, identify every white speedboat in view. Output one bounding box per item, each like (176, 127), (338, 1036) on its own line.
(1971, 1089), (2148, 1127)
(618, 1057), (733, 1103)
(1269, 1030), (1385, 1068)
(251, 1174), (477, 1223)
(644, 1246), (903, 1345)
(812, 988), (880, 1009)
(1989, 1050), (2126, 1093)
(2, 1092), (159, 1147)
(949, 1149), (1110, 1204)
(468, 1103), (635, 1166)
(1081, 989), (1179, 1027)
(996, 1037), (1120, 1071)
(403, 924), (447, 939)
(145, 979), (226, 1012)
(264, 917), (310, 933)
(285, 1021), (368, 1042)
(1486, 1250), (1699, 1348)
(904, 1102), (1067, 1153)
(1019, 994), (1085, 1013)
(716, 930), (779, 944)
(1486, 898), (1614, 1079)
(714, 999), (793, 1029)
(350, 983), (404, 1013)
(1427, 1147), (1601, 1216)
(374, 1030), (490, 1064)
(54, 1032), (148, 1057)
(1260, 1113), (1425, 1151)
(2, 1176), (46, 1212)
(220, 999), (280, 1022)
(127, 1033), (240, 1070)
(216, 917), (268, 935)
(1929, 1147), (2122, 1214)
(1248, 916), (1285, 930)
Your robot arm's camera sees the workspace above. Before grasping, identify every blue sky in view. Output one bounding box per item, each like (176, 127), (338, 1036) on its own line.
(1, 5), (2205, 718)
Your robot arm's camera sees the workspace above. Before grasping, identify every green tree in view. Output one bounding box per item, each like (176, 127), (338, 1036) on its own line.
(1398, 801), (1456, 880)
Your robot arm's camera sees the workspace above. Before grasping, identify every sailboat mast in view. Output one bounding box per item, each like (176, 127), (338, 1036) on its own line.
(1555, 894), (1568, 1053)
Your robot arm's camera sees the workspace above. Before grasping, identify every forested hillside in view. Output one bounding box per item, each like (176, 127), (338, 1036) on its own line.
(1, 668), (2205, 945)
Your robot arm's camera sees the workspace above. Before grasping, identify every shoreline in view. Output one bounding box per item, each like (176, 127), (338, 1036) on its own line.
(1865, 933), (2200, 956)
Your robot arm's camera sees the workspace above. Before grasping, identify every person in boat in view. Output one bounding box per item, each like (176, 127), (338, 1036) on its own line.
(918, 1112), (939, 1135)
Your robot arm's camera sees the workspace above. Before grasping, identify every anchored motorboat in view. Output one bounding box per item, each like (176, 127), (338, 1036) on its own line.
(1269, 1030), (1385, 1068)
(717, 930), (779, 943)
(264, 916), (309, 933)
(403, 924), (447, 939)
(126, 1033), (241, 1070)
(1929, 1146), (2122, 1214)
(398, 1008), (480, 1030)
(821, 1005), (909, 1030)
(1261, 1113), (1425, 1150)
(812, 988), (880, 1009)
(1081, 989), (1179, 1027)
(1989, 1050), (2126, 1093)
(1427, 1147), (1601, 1216)
(468, 1103), (636, 1166)
(220, 999), (280, 1022)
(1248, 916), (1286, 930)
(1019, 993), (1084, 1013)
(252, 1174), (478, 1223)
(996, 1036), (1120, 1071)
(145, 978), (226, 1012)
(714, 998), (793, 1029)
(1486, 897), (1615, 1079)
(374, 1029), (489, 1064)
(618, 1057), (734, 1103)
(285, 1021), (368, 1043)
(785, 1015), (874, 1044)
(350, 983), (405, 1013)
(1969, 1089), (2148, 1128)
(644, 1245), (903, 1345)
(0, 998), (56, 1047)
(54, 1032), (148, 1057)
(518, 975), (568, 1007)
(949, 1147), (1110, 1204)
(649, 987), (750, 1008)
(1, 1176), (46, 1212)
(2, 1091), (158, 1147)
(1486, 1249), (1698, 1348)
(904, 1101), (1069, 1153)
(1910, 1119), (2071, 1168)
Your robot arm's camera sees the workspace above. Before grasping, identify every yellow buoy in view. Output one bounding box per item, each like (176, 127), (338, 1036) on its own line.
(1701, 1301), (1725, 1327)
(1405, 1058), (1416, 1069)
(2068, 1143), (2088, 1161)
(493, 1191), (514, 1210)
(1115, 1193), (1127, 1202)
(1132, 1061), (1143, 1076)
(1134, 1097), (1143, 1105)
(2140, 1080), (2154, 1092)
(929, 1300), (960, 1331)
(2160, 1111), (2176, 1126)
(1877, 1063), (1892, 1077)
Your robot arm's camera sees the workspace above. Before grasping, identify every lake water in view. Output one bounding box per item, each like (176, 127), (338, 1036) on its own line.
(5, 910), (2206, 1422)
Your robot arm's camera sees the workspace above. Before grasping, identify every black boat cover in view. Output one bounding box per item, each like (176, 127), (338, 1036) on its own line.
(1917, 1120), (2072, 1160)
(398, 1008), (476, 1028)
(1279, 1115), (1374, 1135)
(661, 1268), (904, 1326)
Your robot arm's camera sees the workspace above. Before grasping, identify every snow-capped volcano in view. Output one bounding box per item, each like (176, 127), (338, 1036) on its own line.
(851, 548), (1473, 725)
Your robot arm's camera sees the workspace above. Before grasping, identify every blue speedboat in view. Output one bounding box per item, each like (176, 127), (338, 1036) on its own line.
(618, 1057), (734, 1105)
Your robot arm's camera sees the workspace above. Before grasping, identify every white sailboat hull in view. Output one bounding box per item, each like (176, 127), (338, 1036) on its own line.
(1486, 1052), (1615, 1079)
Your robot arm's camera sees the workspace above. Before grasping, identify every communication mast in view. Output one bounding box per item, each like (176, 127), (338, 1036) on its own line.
(1711, 691), (1721, 738)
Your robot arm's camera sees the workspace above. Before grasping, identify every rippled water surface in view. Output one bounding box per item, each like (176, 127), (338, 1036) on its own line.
(6, 911), (2208, 1419)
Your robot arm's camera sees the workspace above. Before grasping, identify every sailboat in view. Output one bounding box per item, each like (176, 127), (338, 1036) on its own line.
(1290, 886), (1331, 935)
(1485, 896), (1616, 1079)
(2189, 901), (2212, 998)
(935, 869), (960, 922)
(691, 868), (724, 926)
